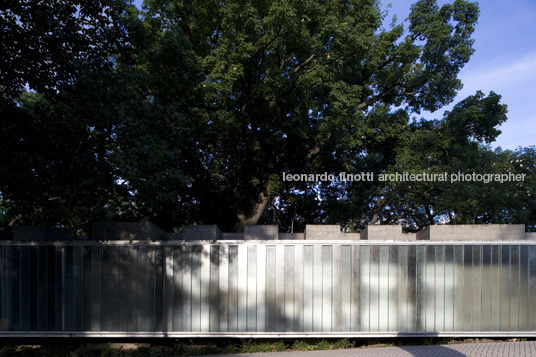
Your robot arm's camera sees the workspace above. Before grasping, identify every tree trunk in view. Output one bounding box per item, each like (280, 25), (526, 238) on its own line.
(370, 199), (386, 225)
(232, 181), (271, 232)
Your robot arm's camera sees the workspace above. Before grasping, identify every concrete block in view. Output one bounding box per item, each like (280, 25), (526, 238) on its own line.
(182, 225), (222, 240)
(361, 225), (400, 240)
(0, 229), (13, 240)
(339, 233), (361, 240)
(89, 222), (167, 241)
(417, 224), (526, 241)
(404, 233), (417, 240)
(304, 225), (341, 240)
(221, 232), (244, 240)
(361, 225), (416, 240)
(279, 233), (305, 240)
(14, 226), (78, 241)
(524, 232), (536, 240)
(167, 233), (184, 240)
(244, 225), (278, 240)
(416, 226), (430, 240)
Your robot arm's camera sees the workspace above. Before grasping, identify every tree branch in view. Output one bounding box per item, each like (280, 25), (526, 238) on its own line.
(292, 53), (316, 74)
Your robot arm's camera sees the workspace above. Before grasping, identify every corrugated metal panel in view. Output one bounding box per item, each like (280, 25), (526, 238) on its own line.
(0, 241), (535, 337)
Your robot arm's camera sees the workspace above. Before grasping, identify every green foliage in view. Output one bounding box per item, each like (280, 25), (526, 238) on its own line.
(196, 345), (217, 355)
(101, 345), (125, 357)
(272, 341), (287, 352)
(0, 0), (129, 107)
(315, 340), (332, 350)
(332, 339), (356, 350)
(171, 342), (187, 356)
(240, 340), (286, 353)
(1, 0), (532, 234)
(123, 0), (483, 231)
(222, 344), (240, 354)
(367, 115), (536, 230)
(134, 346), (163, 357)
(72, 345), (92, 357)
(291, 340), (314, 351)
(0, 346), (16, 357)
(421, 338), (435, 346)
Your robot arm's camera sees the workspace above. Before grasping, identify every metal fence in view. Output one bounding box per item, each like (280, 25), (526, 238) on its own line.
(1, 241), (535, 337)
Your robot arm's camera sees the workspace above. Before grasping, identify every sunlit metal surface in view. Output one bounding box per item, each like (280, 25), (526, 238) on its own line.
(0, 241), (535, 337)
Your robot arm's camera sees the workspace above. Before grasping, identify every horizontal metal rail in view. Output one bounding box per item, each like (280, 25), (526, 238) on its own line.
(1, 242), (535, 337)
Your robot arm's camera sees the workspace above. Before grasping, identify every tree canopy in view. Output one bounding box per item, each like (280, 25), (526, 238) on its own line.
(1, 0), (534, 234)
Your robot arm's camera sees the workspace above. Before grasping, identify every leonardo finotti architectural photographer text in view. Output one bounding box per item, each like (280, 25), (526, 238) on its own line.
(282, 172), (527, 184)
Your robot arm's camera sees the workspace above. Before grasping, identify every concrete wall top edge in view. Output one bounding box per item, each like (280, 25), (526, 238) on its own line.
(7, 223), (533, 242)
(2, 240), (536, 247)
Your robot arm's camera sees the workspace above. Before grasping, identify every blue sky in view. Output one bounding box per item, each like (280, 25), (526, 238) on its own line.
(386, 0), (536, 150)
(134, 0), (535, 150)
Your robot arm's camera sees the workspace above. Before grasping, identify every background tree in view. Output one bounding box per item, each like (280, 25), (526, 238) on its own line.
(339, 91), (535, 232)
(0, 0), (130, 233)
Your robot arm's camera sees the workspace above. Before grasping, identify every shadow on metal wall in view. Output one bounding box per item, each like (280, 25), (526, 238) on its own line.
(1, 241), (536, 336)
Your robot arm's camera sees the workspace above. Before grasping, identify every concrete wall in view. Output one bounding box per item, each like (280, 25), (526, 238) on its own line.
(417, 224), (527, 241)
(11, 223), (534, 242)
(244, 225), (279, 240)
(13, 226), (78, 241)
(304, 225), (340, 240)
(278, 233), (305, 240)
(181, 225), (222, 240)
(342, 233), (361, 240)
(221, 232), (244, 240)
(525, 232), (536, 240)
(89, 222), (167, 241)
(360, 225), (416, 240)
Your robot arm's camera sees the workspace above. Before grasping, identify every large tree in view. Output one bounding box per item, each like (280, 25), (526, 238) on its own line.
(0, 0), (130, 232)
(122, 0), (480, 231)
(2, 0), (531, 234)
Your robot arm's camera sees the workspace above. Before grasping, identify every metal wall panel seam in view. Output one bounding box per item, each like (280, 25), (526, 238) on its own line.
(499, 245), (502, 331)
(190, 246), (202, 332)
(275, 245), (285, 332)
(294, 244), (304, 332)
(208, 245), (220, 332)
(509, 246), (512, 330)
(237, 244), (248, 332)
(322, 245), (332, 332)
(511, 245), (520, 331)
(302, 245), (313, 332)
(527, 247), (532, 330)
(4, 240), (536, 247)
(264, 245), (276, 332)
(218, 245), (228, 332)
(284, 245), (294, 332)
(369, 246), (379, 332)
(340, 245), (351, 332)
(227, 245), (238, 332)
(256, 244), (266, 332)
(182, 245), (192, 332)
(350, 245), (360, 332)
(312, 245), (322, 332)
(529, 246), (536, 330)
(332, 244), (341, 332)
(359, 245), (370, 332)
(200, 245), (211, 332)
(247, 245), (257, 332)
(1, 241), (536, 336)
(163, 247), (173, 333)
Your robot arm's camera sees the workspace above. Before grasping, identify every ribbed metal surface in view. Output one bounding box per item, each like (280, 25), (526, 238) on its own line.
(0, 241), (535, 336)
